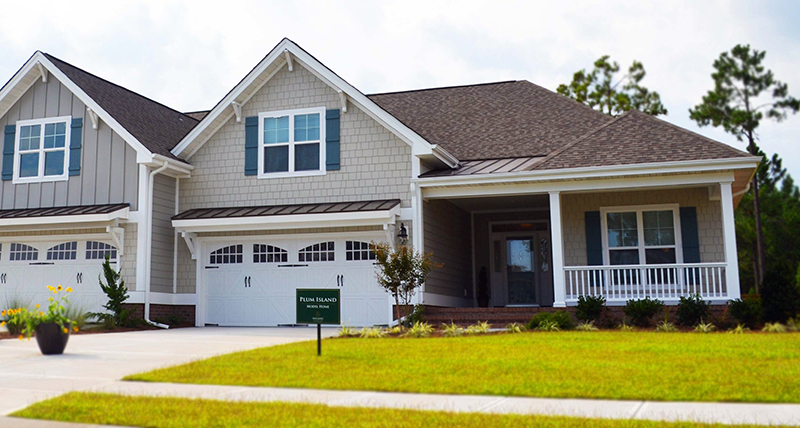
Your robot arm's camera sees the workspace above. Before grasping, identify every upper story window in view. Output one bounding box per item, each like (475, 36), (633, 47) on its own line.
(601, 205), (681, 266)
(258, 107), (325, 178)
(14, 116), (71, 183)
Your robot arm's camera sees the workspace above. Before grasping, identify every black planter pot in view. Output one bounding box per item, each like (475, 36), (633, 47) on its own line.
(35, 322), (70, 355)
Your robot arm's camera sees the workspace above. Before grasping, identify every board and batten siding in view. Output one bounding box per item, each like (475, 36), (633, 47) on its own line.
(0, 76), (139, 210)
(561, 187), (725, 266)
(179, 63), (412, 212)
(423, 199), (472, 301)
(150, 174), (175, 293)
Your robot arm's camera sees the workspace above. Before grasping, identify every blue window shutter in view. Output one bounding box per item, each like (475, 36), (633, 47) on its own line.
(244, 116), (258, 176)
(680, 207), (700, 263)
(2, 125), (15, 181)
(585, 211), (603, 266)
(69, 118), (82, 176)
(325, 109), (340, 171)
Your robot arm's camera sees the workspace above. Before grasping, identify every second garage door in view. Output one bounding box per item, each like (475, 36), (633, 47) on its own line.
(204, 235), (391, 327)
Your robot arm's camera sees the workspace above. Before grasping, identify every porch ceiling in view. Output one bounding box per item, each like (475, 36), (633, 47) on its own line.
(448, 194), (549, 212)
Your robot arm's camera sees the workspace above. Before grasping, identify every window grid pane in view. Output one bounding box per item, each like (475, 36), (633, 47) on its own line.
(263, 116), (289, 144)
(643, 210), (676, 247)
(607, 212), (638, 247)
(294, 143), (320, 171)
(85, 241), (118, 260)
(253, 244), (288, 263)
(345, 241), (376, 261)
(209, 244), (243, 264)
(293, 113), (320, 142)
(10, 243), (38, 261)
(299, 241), (335, 262)
(47, 241), (77, 260)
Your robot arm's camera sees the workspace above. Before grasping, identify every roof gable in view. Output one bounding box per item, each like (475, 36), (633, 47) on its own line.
(534, 110), (751, 171)
(368, 81), (612, 161)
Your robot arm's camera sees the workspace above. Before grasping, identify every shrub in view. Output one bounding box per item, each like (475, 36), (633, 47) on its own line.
(728, 297), (763, 328)
(694, 321), (716, 333)
(359, 327), (386, 338)
(64, 306), (90, 331)
(526, 311), (574, 331)
(406, 305), (425, 327)
(576, 321), (599, 331)
(623, 298), (664, 327)
(338, 326), (357, 337)
(441, 322), (464, 337)
(575, 295), (606, 322)
(1, 295), (32, 335)
(787, 318), (800, 332)
(505, 322), (525, 333)
(404, 321), (433, 338)
(761, 270), (800, 323)
(762, 322), (787, 333)
(385, 325), (404, 335)
(465, 321), (490, 335)
(536, 319), (561, 331)
(676, 294), (709, 326)
(655, 320), (678, 333)
(617, 323), (635, 332)
(90, 256), (132, 328)
(727, 324), (750, 334)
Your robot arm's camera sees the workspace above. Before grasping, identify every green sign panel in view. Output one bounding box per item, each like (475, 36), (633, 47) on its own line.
(296, 289), (341, 325)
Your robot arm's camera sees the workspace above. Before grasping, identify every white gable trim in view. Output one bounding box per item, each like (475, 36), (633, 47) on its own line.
(171, 39), (458, 167)
(0, 52), (169, 165)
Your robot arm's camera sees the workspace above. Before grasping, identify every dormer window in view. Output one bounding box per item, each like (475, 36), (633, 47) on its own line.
(14, 116), (71, 183)
(258, 107), (325, 178)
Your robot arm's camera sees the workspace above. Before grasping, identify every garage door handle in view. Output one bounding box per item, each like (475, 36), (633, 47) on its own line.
(278, 264), (309, 268)
(29, 262), (55, 265)
(205, 266), (219, 269)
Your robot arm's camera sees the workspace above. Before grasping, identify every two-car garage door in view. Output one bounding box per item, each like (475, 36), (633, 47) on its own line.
(204, 235), (391, 327)
(0, 239), (118, 313)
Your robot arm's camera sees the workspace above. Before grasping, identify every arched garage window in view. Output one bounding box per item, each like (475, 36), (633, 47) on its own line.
(85, 241), (117, 260)
(253, 244), (288, 263)
(210, 244), (243, 264)
(346, 241), (376, 261)
(10, 243), (38, 261)
(299, 242), (334, 262)
(47, 242), (77, 260)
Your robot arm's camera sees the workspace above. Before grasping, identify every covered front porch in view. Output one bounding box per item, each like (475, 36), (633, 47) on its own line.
(415, 168), (750, 308)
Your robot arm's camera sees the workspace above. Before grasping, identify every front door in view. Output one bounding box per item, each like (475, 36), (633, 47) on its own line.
(490, 228), (553, 306)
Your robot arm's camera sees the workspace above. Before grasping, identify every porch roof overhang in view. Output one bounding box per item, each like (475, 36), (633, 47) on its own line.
(0, 203), (130, 229)
(172, 199), (401, 233)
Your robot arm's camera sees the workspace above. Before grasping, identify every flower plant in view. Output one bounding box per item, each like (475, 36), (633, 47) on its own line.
(1, 285), (78, 340)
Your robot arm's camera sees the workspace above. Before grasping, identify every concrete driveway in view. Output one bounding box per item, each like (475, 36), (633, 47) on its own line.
(0, 326), (331, 415)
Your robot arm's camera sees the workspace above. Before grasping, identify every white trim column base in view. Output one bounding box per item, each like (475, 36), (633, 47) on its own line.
(720, 181), (741, 300)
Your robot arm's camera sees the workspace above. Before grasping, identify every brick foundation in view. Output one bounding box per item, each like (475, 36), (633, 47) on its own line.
(123, 304), (196, 327)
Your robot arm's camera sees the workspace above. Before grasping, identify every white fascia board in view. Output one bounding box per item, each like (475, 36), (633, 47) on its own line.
(0, 207), (129, 227)
(34, 54), (154, 162)
(0, 54), (41, 120)
(171, 40), (453, 167)
(423, 171), (737, 199)
(415, 157), (760, 189)
(172, 207), (399, 234)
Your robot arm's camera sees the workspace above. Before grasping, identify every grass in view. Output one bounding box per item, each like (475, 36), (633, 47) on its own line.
(11, 393), (788, 428)
(127, 331), (800, 403)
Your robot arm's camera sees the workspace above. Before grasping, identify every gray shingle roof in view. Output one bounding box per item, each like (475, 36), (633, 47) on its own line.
(533, 110), (751, 171)
(43, 53), (198, 161)
(368, 81), (612, 161)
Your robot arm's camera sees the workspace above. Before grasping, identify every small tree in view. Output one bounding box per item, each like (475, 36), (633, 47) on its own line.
(91, 256), (131, 328)
(372, 242), (441, 322)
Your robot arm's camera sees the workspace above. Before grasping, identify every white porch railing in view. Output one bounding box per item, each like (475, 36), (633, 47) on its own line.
(564, 263), (728, 303)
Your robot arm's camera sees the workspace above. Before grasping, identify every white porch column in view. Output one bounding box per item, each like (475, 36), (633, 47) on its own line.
(720, 181), (741, 300)
(412, 183), (425, 305)
(549, 191), (566, 307)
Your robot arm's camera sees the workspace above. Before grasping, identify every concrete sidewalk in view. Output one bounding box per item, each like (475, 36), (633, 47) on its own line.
(74, 380), (800, 426)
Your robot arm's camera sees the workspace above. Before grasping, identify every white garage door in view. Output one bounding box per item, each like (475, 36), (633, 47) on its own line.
(204, 235), (391, 327)
(0, 240), (118, 314)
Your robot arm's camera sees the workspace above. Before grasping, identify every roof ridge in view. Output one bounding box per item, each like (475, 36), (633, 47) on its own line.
(42, 53), (200, 124)
(533, 110), (633, 170)
(367, 80), (519, 97)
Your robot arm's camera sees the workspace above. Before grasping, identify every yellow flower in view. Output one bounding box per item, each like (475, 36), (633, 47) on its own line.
(62, 327), (68, 334)
(48, 297), (53, 302)
(1, 310), (5, 317)
(57, 285), (63, 291)
(73, 326), (79, 332)
(18, 335), (23, 341)
(47, 285), (53, 291)
(35, 304), (39, 309)
(66, 287), (73, 293)
(0, 321), (5, 327)
(38, 311), (43, 316)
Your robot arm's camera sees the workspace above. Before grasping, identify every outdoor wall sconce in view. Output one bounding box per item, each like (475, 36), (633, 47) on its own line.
(397, 223), (408, 245)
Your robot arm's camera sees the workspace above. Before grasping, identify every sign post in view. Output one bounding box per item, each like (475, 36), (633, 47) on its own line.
(296, 289), (341, 356)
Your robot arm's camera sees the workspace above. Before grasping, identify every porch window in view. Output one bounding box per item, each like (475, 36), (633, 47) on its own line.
(258, 107), (325, 178)
(603, 206), (680, 266)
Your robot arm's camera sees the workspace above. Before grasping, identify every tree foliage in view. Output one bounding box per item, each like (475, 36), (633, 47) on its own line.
(372, 242), (441, 322)
(557, 55), (667, 116)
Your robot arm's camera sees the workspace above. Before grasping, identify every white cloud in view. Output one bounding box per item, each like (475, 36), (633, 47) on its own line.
(0, 0), (797, 175)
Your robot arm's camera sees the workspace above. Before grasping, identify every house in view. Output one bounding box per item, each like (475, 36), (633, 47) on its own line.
(0, 39), (758, 327)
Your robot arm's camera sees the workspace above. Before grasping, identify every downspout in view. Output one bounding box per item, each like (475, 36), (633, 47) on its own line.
(733, 182), (751, 198)
(145, 160), (170, 329)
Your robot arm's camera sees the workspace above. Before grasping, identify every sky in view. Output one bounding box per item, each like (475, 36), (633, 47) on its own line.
(0, 0), (797, 177)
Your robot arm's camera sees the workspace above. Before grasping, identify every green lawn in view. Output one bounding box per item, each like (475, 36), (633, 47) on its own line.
(127, 331), (800, 403)
(12, 393), (788, 428)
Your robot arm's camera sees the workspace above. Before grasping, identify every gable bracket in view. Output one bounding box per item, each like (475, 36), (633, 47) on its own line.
(181, 231), (198, 260)
(231, 101), (243, 123)
(284, 51), (293, 72)
(106, 226), (125, 256)
(36, 62), (48, 83)
(86, 107), (100, 130)
(338, 90), (347, 113)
